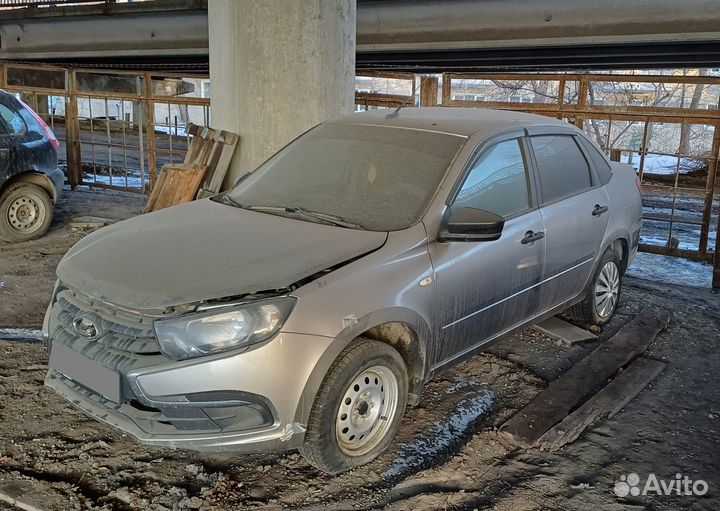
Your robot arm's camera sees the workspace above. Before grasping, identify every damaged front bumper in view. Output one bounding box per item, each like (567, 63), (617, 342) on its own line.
(44, 286), (335, 453)
(46, 367), (306, 453)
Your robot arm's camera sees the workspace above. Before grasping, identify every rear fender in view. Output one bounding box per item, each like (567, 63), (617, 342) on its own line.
(3, 171), (61, 202)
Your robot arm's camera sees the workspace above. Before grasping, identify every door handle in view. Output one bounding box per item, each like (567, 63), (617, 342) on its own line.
(592, 204), (609, 216)
(521, 230), (545, 244)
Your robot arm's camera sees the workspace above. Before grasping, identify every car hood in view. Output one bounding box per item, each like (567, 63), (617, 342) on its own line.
(57, 199), (387, 309)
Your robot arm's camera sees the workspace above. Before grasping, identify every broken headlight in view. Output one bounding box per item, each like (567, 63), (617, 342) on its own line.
(154, 297), (296, 360)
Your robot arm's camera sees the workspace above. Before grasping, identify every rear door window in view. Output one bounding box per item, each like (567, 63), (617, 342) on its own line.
(578, 136), (613, 185)
(531, 135), (593, 203)
(0, 104), (27, 135)
(453, 138), (531, 218)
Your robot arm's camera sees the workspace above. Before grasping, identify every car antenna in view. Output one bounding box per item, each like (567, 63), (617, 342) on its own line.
(385, 105), (402, 119)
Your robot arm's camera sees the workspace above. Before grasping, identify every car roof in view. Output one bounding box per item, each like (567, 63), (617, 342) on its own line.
(331, 107), (575, 138)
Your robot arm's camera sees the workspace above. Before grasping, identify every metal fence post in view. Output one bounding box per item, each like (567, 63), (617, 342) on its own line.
(420, 76), (439, 107)
(575, 76), (589, 130)
(64, 69), (82, 189)
(143, 72), (157, 190)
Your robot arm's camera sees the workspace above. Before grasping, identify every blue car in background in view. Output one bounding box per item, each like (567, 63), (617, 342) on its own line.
(0, 89), (64, 242)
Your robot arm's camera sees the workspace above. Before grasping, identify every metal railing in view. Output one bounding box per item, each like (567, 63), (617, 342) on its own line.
(441, 72), (720, 287)
(0, 62), (210, 193)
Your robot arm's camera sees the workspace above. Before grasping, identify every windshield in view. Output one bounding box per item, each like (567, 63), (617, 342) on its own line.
(225, 123), (466, 231)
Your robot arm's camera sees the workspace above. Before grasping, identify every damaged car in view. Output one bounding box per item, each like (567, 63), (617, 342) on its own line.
(43, 107), (642, 474)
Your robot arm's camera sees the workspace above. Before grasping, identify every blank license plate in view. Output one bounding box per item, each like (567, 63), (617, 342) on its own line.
(50, 342), (122, 403)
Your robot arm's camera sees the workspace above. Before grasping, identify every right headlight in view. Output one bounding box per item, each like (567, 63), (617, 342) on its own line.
(154, 296), (296, 360)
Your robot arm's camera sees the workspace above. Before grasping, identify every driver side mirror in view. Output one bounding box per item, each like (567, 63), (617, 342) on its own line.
(438, 206), (505, 242)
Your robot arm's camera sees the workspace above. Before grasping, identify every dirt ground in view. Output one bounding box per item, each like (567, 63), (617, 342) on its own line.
(0, 187), (147, 328)
(1, 189), (719, 510)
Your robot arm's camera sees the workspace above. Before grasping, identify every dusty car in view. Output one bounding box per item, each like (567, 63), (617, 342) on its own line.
(43, 108), (642, 474)
(0, 90), (63, 242)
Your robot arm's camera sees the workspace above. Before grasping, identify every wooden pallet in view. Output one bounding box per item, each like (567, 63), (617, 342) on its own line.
(144, 123), (239, 213)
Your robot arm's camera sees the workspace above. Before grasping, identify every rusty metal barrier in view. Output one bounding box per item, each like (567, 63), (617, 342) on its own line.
(355, 72), (416, 110)
(440, 72), (720, 288)
(0, 63), (210, 194)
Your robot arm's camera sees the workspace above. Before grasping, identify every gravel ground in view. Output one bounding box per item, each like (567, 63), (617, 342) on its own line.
(0, 189), (719, 510)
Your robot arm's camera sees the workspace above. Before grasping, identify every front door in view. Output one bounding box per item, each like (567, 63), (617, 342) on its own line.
(428, 136), (545, 369)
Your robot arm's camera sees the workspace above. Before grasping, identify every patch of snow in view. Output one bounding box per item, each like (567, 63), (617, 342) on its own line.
(444, 375), (484, 395)
(84, 173), (148, 190)
(384, 387), (494, 479)
(626, 251), (713, 288)
(622, 153), (702, 175)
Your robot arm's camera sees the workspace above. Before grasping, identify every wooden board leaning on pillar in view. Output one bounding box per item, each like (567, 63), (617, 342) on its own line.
(144, 123), (239, 213)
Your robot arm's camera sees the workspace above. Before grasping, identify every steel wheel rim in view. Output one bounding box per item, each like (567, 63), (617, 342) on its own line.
(7, 193), (46, 233)
(595, 261), (620, 318)
(336, 365), (399, 457)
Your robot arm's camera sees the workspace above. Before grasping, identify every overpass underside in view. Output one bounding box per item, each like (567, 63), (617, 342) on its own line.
(1, 0), (720, 73)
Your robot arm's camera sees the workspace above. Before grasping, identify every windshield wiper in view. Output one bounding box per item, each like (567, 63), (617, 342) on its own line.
(245, 205), (364, 229)
(213, 194), (244, 208)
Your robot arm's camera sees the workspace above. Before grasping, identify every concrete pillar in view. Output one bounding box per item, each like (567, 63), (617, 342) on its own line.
(208, 0), (356, 188)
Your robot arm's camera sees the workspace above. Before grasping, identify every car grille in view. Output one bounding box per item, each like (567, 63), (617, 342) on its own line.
(49, 285), (166, 375)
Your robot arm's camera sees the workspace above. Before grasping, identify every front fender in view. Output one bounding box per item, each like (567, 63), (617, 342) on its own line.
(291, 306), (432, 425)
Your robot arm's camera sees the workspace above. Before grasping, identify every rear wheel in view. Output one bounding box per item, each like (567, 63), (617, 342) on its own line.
(566, 248), (622, 327)
(300, 339), (408, 474)
(0, 182), (53, 242)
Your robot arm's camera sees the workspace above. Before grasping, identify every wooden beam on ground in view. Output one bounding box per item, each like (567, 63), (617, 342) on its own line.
(536, 356), (666, 452)
(499, 309), (671, 447)
(532, 316), (598, 346)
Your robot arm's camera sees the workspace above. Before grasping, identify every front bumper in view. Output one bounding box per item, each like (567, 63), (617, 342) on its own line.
(44, 286), (336, 452)
(46, 330), (335, 452)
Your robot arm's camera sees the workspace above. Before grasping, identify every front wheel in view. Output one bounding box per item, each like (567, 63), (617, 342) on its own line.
(300, 339), (408, 474)
(566, 248), (622, 327)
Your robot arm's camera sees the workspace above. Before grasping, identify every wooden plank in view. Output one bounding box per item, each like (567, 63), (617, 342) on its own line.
(69, 216), (115, 230)
(197, 130), (239, 198)
(205, 131), (239, 193)
(536, 357), (666, 452)
(499, 309), (671, 447)
(143, 169), (167, 213)
(183, 123), (203, 164)
(532, 316), (598, 346)
(145, 163), (208, 212)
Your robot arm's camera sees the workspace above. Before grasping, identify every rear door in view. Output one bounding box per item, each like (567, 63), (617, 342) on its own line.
(428, 133), (545, 368)
(527, 129), (610, 309)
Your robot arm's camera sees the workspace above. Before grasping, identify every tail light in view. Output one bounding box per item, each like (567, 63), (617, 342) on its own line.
(18, 98), (60, 150)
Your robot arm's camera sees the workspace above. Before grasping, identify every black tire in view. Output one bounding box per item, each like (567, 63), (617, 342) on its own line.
(0, 182), (53, 242)
(300, 338), (408, 474)
(566, 248), (622, 327)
